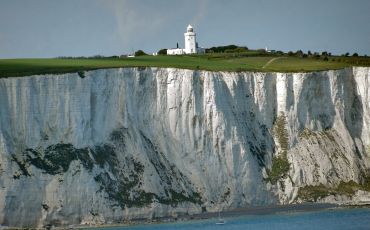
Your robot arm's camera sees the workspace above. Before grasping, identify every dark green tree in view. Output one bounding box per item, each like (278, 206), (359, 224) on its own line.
(157, 49), (168, 55)
(295, 50), (304, 57)
(134, 50), (147, 56)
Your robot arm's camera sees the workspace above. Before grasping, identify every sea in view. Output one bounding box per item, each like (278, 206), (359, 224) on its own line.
(94, 207), (370, 230)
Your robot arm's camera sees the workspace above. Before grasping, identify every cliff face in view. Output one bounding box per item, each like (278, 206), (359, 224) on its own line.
(0, 67), (369, 227)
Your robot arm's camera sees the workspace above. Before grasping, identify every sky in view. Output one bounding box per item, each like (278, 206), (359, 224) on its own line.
(0, 0), (370, 58)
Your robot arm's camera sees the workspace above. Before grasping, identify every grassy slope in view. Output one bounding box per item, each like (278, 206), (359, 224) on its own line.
(1, 53), (370, 78)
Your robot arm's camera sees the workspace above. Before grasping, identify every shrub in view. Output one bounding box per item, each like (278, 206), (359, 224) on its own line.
(267, 113), (290, 184)
(225, 49), (235, 53)
(207, 45), (247, 53)
(298, 178), (370, 202)
(135, 50), (147, 56)
(267, 154), (290, 184)
(78, 71), (86, 78)
(298, 184), (330, 202)
(157, 49), (167, 55)
(295, 50), (304, 57)
(234, 47), (248, 53)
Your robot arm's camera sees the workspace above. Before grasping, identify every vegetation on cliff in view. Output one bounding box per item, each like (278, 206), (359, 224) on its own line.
(298, 178), (370, 202)
(10, 128), (202, 208)
(267, 113), (291, 184)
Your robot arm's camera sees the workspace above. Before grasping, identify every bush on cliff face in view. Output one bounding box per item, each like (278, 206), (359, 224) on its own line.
(298, 178), (370, 202)
(273, 114), (289, 152)
(267, 154), (290, 184)
(77, 71), (86, 78)
(267, 113), (290, 184)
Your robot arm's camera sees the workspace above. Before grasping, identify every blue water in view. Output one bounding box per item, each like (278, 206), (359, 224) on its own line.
(98, 208), (370, 230)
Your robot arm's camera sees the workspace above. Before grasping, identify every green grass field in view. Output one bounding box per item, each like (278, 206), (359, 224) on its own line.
(1, 52), (369, 78)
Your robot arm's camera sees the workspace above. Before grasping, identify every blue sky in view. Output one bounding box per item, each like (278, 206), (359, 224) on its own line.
(0, 0), (369, 58)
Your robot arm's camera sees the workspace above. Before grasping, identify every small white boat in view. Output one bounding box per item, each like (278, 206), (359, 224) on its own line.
(216, 211), (225, 225)
(216, 220), (225, 225)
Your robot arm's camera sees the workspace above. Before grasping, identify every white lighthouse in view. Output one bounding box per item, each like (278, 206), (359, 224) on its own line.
(184, 25), (197, 54)
(167, 25), (205, 55)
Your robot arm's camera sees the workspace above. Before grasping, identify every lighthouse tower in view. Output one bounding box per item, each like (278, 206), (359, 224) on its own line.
(184, 24), (197, 54)
(167, 24), (204, 55)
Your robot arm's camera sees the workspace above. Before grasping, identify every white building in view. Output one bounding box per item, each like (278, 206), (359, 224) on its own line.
(167, 25), (205, 55)
(167, 48), (185, 55)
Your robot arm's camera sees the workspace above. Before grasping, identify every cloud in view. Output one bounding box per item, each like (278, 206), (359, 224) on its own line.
(190, 0), (208, 27)
(101, 0), (167, 51)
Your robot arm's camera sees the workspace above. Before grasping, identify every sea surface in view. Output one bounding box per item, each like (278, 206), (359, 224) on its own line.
(95, 207), (370, 230)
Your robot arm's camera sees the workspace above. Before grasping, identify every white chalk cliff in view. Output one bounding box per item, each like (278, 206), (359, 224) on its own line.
(0, 67), (369, 227)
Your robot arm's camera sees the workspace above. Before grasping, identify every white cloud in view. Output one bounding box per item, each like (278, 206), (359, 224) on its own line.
(190, 0), (208, 27)
(97, 0), (210, 53)
(101, 0), (167, 51)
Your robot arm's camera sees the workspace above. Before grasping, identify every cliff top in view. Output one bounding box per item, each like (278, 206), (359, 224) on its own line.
(1, 52), (370, 77)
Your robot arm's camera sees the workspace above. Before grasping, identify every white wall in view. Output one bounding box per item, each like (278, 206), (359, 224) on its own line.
(167, 48), (185, 55)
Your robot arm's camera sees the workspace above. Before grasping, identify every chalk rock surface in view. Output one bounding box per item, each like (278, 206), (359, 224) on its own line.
(0, 67), (369, 227)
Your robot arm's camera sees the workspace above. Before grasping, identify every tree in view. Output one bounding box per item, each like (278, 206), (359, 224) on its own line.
(234, 47), (248, 53)
(207, 45), (246, 53)
(313, 52), (320, 58)
(344, 52), (350, 57)
(134, 50), (147, 56)
(295, 50), (303, 57)
(224, 49), (235, 53)
(157, 49), (167, 55)
(352, 53), (359, 57)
